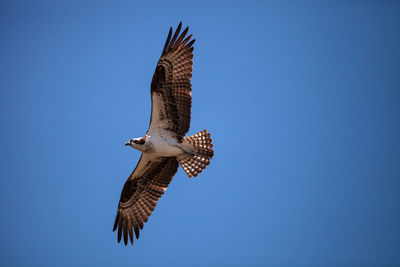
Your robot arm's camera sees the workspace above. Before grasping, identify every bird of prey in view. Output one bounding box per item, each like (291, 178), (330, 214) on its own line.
(113, 22), (214, 246)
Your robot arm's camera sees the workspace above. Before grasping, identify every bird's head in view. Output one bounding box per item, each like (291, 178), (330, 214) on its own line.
(125, 137), (146, 151)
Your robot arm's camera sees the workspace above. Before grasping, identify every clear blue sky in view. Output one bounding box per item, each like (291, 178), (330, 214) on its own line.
(1, 1), (399, 266)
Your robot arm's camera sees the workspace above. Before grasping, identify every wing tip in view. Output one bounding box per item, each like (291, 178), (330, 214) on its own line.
(117, 218), (123, 243)
(162, 22), (194, 55)
(112, 212), (119, 232)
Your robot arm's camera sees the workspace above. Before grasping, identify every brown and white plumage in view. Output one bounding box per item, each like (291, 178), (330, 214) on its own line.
(113, 22), (214, 246)
(113, 155), (178, 245)
(149, 22), (194, 136)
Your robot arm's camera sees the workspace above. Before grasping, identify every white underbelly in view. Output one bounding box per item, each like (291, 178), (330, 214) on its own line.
(147, 131), (183, 157)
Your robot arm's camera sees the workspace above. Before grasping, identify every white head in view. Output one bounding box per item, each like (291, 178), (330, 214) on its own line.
(125, 137), (147, 152)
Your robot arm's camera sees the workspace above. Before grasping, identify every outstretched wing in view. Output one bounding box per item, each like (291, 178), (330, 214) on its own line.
(149, 22), (195, 137)
(113, 154), (179, 245)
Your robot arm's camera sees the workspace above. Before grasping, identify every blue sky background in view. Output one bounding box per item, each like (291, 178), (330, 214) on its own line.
(1, 1), (399, 266)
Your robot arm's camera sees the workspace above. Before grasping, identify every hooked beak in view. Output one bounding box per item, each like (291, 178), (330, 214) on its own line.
(125, 141), (131, 146)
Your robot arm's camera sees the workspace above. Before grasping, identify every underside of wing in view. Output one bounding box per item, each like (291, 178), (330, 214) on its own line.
(113, 154), (179, 245)
(149, 22), (195, 137)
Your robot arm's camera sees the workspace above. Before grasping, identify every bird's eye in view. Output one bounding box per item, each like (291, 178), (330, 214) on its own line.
(136, 139), (145, 145)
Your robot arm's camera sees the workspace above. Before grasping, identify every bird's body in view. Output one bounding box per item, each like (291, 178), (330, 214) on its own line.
(113, 22), (214, 246)
(147, 130), (185, 156)
(131, 130), (193, 157)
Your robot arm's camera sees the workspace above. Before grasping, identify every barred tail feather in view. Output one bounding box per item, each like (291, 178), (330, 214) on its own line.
(178, 130), (214, 178)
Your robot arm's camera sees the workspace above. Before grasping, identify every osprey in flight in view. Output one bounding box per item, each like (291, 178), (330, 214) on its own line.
(113, 22), (214, 245)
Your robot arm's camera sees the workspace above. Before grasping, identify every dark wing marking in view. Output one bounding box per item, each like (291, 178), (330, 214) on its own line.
(113, 154), (179, 245)
(149, 22), (195, 137)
